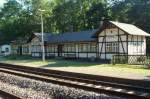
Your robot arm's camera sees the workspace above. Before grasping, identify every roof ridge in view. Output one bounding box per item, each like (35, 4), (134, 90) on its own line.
(55, 29), (98, 36)
(109, 21), (150, 36)
(110, 21), (134, 26)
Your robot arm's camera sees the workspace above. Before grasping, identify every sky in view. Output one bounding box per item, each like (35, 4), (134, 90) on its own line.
(0, 0), (6, 7)
(0, 0), (123, 8)
(0, 0), (22, 8)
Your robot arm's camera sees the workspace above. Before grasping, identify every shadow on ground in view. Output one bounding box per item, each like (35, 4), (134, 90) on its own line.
(41, 59), (100, 67)
(144, 75), (150, 81)
(1, 56), (150, 70)
(40, 59), (150, 70)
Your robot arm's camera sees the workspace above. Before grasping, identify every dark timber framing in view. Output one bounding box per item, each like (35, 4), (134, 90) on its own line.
(25, 20), (148, 60)
(32, 42), (97, 59)
(117, 27), (120, 56)
(104, 24), (107, 59)
(97, 22), (132, 60)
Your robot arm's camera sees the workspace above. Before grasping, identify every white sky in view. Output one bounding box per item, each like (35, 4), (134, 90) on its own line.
(0, 0), (6, 7)
(0, 0), (123, 8)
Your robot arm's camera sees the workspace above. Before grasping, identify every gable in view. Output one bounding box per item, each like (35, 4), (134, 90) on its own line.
(31, 37), (41, 45)
(110, 21), (150, 36)
(98, 27), (125, 37)
(94, 21), (150, 37)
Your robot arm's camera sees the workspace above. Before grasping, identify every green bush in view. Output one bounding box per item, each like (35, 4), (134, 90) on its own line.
(3, 55), (32, 60)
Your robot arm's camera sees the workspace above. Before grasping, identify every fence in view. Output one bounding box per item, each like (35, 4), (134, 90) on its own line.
(112, 55), (150, 66)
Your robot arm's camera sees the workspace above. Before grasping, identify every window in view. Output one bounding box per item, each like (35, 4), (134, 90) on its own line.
(90, 43), (96, 52)
(5, 48), (9, 52)
(131, 42), (142, 46)
(23, 46), (29, 53)
(47, 45), (56, 52)
(32, 45), (41, 52)
(106, 43), (112, 52)
(106, 35), (117, 41)
(67, 44), (76, 52)
(78, 43), (97, 52)
(63, 44), (75, 52)
(106, 42), (118, 53)
(79, 44), (88, 52)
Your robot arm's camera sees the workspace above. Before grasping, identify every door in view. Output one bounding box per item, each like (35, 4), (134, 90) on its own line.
(18, 46), (22, 55)
(58, 45), (63, 57)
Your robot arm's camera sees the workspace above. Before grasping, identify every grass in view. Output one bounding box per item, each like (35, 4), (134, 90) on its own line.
(0, 55), (150, 80)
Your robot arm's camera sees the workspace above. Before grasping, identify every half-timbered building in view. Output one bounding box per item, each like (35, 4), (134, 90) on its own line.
(11, 21), (150, 61)
(95, 21), (149, 60)
(11, 37), (32, 55)
(31, 30), (98, 59)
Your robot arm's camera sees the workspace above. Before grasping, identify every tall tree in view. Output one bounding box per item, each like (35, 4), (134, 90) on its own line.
(0, 0), (22, 43)
(86, 1), (109, 29)
(0, 0), (150, 46)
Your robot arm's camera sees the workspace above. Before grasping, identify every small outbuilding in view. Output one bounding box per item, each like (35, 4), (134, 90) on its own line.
(0, 44), (11, 56)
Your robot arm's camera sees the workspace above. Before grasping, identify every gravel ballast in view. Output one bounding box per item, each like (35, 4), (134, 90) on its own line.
(0, 72), (124, 99)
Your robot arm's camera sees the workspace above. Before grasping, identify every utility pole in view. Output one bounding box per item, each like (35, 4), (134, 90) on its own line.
(38, 9), (45, 61)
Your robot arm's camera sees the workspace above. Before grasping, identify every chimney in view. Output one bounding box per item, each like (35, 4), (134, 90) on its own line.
(100, 17), (105, 26)
(100, 20), (104, 27)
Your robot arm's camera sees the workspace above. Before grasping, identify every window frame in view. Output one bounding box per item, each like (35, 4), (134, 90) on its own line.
(106, 42), (119, 53)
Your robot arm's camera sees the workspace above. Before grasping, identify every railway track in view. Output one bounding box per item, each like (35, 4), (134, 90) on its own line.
(0, 63), (149, 99)
(0, 90), (21, 99)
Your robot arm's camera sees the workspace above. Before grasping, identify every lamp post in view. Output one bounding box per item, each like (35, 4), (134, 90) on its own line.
(38, 9), (45, 61)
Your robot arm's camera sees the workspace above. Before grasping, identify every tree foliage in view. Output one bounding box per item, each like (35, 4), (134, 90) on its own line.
(0, 0), (150, 45)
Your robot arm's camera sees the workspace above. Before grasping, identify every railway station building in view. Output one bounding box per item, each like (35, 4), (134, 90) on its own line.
(11, 21), (150, 60)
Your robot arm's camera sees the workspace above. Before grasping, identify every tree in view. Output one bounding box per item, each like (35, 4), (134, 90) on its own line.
(86, 1), (109, 29)
(0, 0), (150, 47)
(0, 0), (22, 43)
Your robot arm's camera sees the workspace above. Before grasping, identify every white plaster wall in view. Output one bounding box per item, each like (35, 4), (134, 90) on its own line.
(143, 37), (146, 55)
(31, 37), (41, 46)
(119, 42), (127, 53)
(22, 43), (31, 55)
(28, 43), (32, 54)
(31, 37), (42, 53)
(99, 28), (123, 36)
(87, 53), (97, 58)
(11, 44), (18, 54)
(119, 29), (125, 35)
(46, 52), (57, 57)
(128, 36), (146, 55)
(98, 27), (127, 59)
(106, 54), (114, 59)
(79, 53), (87, 58)
(32, 53), (41, 57)
(55, 53), (58, 57)
(98, 43), (105, 52)
(31, 37), (42, 57)
(100, 54), (105, 59)
(76, 44), (78, 53)
(120, 35), (127, 41)
(30, 38), (99, 59)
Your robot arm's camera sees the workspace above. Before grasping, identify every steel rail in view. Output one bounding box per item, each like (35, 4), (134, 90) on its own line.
(0, 63), (149, 87)
(0, 63), (149, 99)
(0, 90), (21, 99)
(0, 65), (149, 92)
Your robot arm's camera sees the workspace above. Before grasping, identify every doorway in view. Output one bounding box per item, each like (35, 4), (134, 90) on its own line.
(18, 46), (22, 55)
(58, 45), (63, 57)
